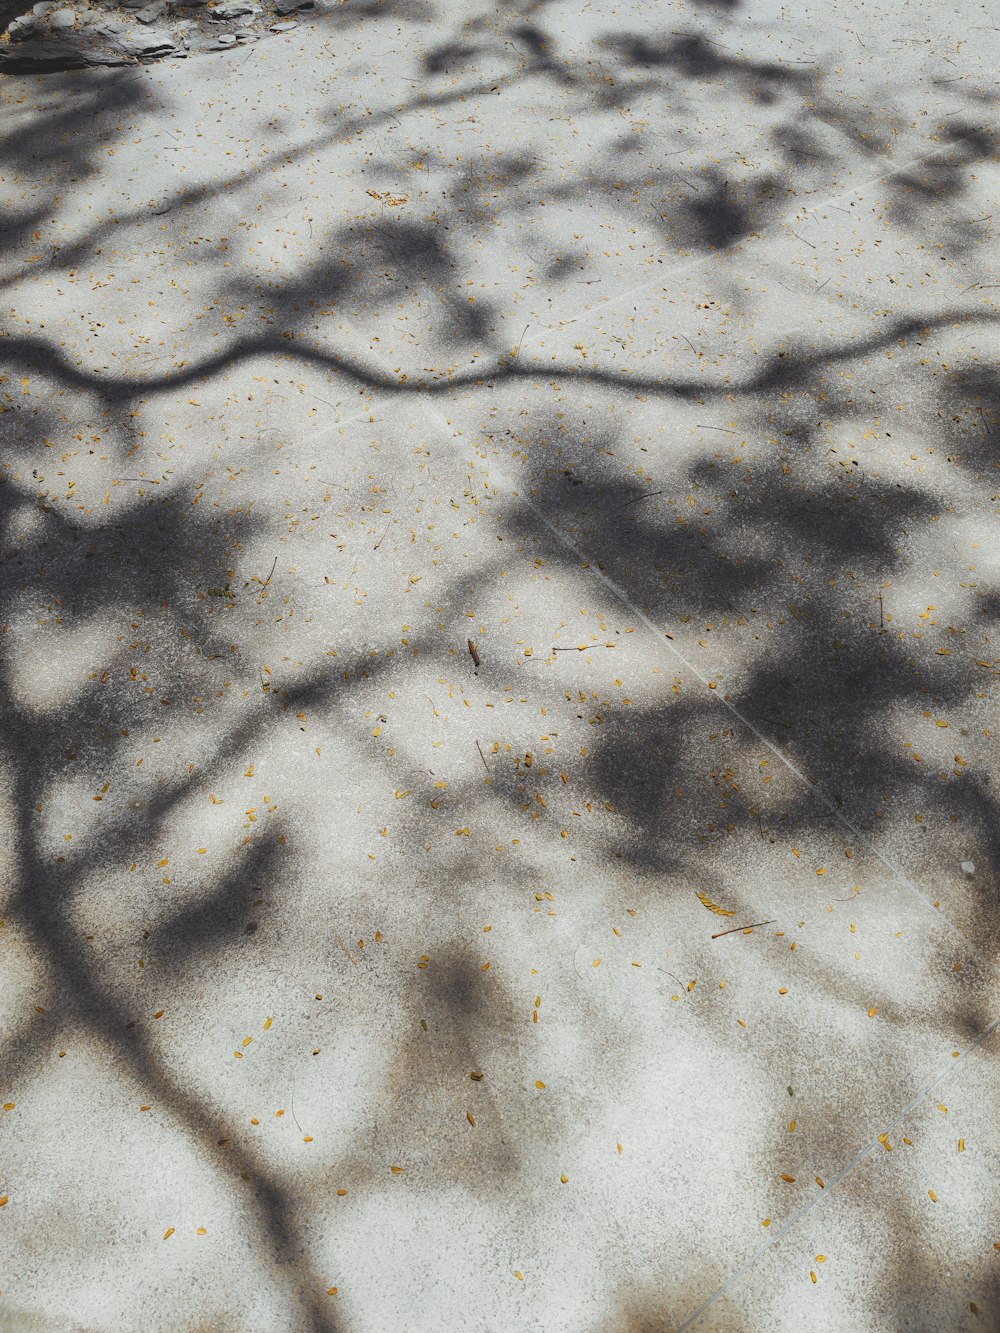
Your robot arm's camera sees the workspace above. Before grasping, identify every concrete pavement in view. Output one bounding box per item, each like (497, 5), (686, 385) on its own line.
(1, 0), (999, 1327)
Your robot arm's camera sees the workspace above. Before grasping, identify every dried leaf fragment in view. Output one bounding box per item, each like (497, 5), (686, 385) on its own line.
(696, 891), (736, 917)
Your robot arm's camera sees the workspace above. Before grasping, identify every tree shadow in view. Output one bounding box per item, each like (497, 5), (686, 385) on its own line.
(1, 5), (999, 1329)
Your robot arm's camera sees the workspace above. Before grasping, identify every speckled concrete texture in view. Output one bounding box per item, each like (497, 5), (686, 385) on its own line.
(0, 0), (999, 1329)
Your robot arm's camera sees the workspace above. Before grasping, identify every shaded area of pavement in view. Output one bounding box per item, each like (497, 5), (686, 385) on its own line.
(1, 0), (999, 1327)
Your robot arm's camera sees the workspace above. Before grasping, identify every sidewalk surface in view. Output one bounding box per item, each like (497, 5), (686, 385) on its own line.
(1, 1), (999, 1328)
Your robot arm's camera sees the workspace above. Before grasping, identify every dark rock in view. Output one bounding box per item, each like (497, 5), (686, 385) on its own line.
(8, 15), (41, 40)
(0, 38), (129, 68)
(273, 0), (312, 13)
(135, 2), (165, 21)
